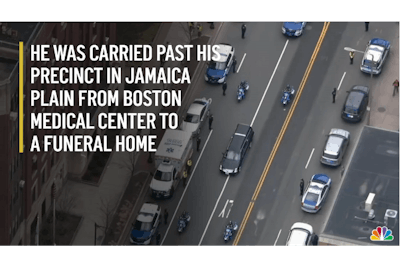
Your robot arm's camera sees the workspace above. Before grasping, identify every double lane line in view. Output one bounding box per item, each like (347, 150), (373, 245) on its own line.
(233, 22), (331, 245)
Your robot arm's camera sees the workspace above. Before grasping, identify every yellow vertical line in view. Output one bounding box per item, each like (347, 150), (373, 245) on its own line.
(19, 42), (24, 153)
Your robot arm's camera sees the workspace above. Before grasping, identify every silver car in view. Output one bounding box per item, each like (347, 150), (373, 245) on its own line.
(180, 97), (212, 136)
(286, 222), (314, 246)
(320, 128), (350, 167)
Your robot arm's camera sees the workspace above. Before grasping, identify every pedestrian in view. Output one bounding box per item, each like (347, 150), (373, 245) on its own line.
(182, 170), (188, 187)
(393, 79), (399, 96)
(332, 87), (337, 103)
(232, 58), (237, 73)
(156, 232), (161, 245)
(186, 159), (193, 175)
(210, 22), (215, 29)
(241, 24), (246, 39)
(196, 136), (201, 152)
(311, 235), (319, 246)
(164, 209), (168, 225)
(365, 22), (369, 31)
(197, 24), (203, 38)
(222, 81), (227, 96)
(188, 22), (194, 33)
(209, 115), (214, 130)
(349, 51), (355, 64)
(300, 179), (304, 196)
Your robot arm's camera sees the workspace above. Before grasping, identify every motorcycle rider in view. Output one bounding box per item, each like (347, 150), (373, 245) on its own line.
(284, 84), (292, 94)
(227, 221), (234, 230)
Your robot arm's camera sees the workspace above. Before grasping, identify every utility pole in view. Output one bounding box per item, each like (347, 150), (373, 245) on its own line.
(51, 181), (57, 245)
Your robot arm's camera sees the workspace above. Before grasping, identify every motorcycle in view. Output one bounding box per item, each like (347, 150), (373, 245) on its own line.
(281, 85), (296, 106)
(223, 221), (239, 243)
(177, 211), (191, 234)
(237, 80), (249, 102)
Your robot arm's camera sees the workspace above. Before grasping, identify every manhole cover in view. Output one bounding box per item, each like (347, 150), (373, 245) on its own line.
(378, 107), (386, 112)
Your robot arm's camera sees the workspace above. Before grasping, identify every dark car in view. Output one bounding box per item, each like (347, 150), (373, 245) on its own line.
(282, 22), (307, 37)
(220, 124), (254, 175)
(360, 38), (390, 75)
(341, 85), (369, 122)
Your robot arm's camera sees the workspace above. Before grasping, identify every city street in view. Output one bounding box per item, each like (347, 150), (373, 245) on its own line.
(121, 22), (399, 246)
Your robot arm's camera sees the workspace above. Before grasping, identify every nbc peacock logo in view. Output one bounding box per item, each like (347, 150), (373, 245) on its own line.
(370, 226), (394, 241)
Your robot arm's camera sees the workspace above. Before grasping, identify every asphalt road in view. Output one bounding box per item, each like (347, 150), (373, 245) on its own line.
(123, 22), (399, 245)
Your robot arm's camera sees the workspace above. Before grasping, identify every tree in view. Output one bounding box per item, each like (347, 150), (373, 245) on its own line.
(56, 184), (77, 215)
(99, 196), (118, 235)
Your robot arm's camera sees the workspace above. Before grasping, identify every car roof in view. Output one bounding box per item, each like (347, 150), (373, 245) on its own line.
(291, 222), (313, 234)
(365, 45), (384, 62)
(214, 44), (233, 63)
(325, 135), (344, 154)
(351, 85), (369, 95)
(137, 203), (159, 222)
(158, 163), (175, 172)
(345, 91), (365, 109)
(229, 134), (245, 152)
(235, 124), (251, 135)
(187, 102), (204, 115)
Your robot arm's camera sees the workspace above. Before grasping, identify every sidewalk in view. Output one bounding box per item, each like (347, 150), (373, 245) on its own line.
(369, 34), (399, 131)
(65, 22), (221, 245)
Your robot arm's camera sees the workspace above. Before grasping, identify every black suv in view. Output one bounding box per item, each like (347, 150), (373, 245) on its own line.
(341, 85), (369, 122)
(220, 124), (254, 175)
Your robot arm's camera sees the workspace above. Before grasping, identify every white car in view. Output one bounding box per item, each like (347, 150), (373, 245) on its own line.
(286, 222), (314, 246)
(180, 97), (212, 136)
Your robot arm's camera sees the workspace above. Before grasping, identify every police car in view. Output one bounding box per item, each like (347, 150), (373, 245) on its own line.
(282, 22), (307, 37)
(301, 174), (332, 213)
(130, 203), (161, 245)
(360, 38), (390, 75)
(204, 43), (235, 84)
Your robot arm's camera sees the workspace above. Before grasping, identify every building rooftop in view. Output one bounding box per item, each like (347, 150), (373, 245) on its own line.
(321, 126), (399, 246)
(0, 22), (38, 81)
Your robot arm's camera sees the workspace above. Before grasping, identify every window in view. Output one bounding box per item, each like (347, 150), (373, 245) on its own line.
(32, 185), (37, 203)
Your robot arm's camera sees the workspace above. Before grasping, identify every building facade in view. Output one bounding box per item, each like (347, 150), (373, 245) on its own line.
(0, 22), (117, 245)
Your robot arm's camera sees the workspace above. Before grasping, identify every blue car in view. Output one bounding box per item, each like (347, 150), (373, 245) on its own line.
(360, 38), (390, 75)
(204, 43), (235, 84)
(282, 22), (307, 37)
(301, 174), (332, 213)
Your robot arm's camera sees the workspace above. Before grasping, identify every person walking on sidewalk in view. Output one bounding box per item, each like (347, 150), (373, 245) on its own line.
(182, 170), (188, 187)
(332, 87), (337, 103)
(241, 24), (247, 39)
(222, 81), (227, 96)
(197, 24), (203, 37)
(365, 22), (369, 31)
(186, 159), (193, 175)
(349, 51), (355, 64)
(393, 79), (399, 96)
(164, 209), (169, 225)
(196, 136), (201, 152)
(156, 232), (161, 245)
(232, 57), (237, 73)
(300, 179), (304, 196)
(209, 115), (214, 130)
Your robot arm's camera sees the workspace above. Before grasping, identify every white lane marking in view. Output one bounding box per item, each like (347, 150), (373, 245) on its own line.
(218, 199), (229, 218)
(161, 129), (213, 245)
(337, 72), (346, 91)
(226, 200), (234, 218)
(236, 53), (246, 73)
(305, 148), (315, 169)
(250, 40), (289, 127)
(198, 175), (231, 245)
(274, 229), (282, 246)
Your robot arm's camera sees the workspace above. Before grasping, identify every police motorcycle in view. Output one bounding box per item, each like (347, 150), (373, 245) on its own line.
(223, 221), (239, 243)
(281, 84), (295, 106)
(237, 80), (249, 102)
(177, 211), (191, 234)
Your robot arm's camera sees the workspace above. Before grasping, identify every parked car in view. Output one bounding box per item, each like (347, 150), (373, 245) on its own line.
(341, 85), (369, 122)
(286, 222), (314, 246)
(180, 97), (212, 136)
(320, 128), (350, 167)
(282, 22), (307, 37)
(220, 124), (254, 175)
(130, 203), (161, 245)
(301, 174), (332, 213)
(204, 43), (235, 84)
(360, 38), (390, 75)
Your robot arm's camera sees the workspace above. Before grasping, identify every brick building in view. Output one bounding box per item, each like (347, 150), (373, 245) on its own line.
(0, 22), (118, 245)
